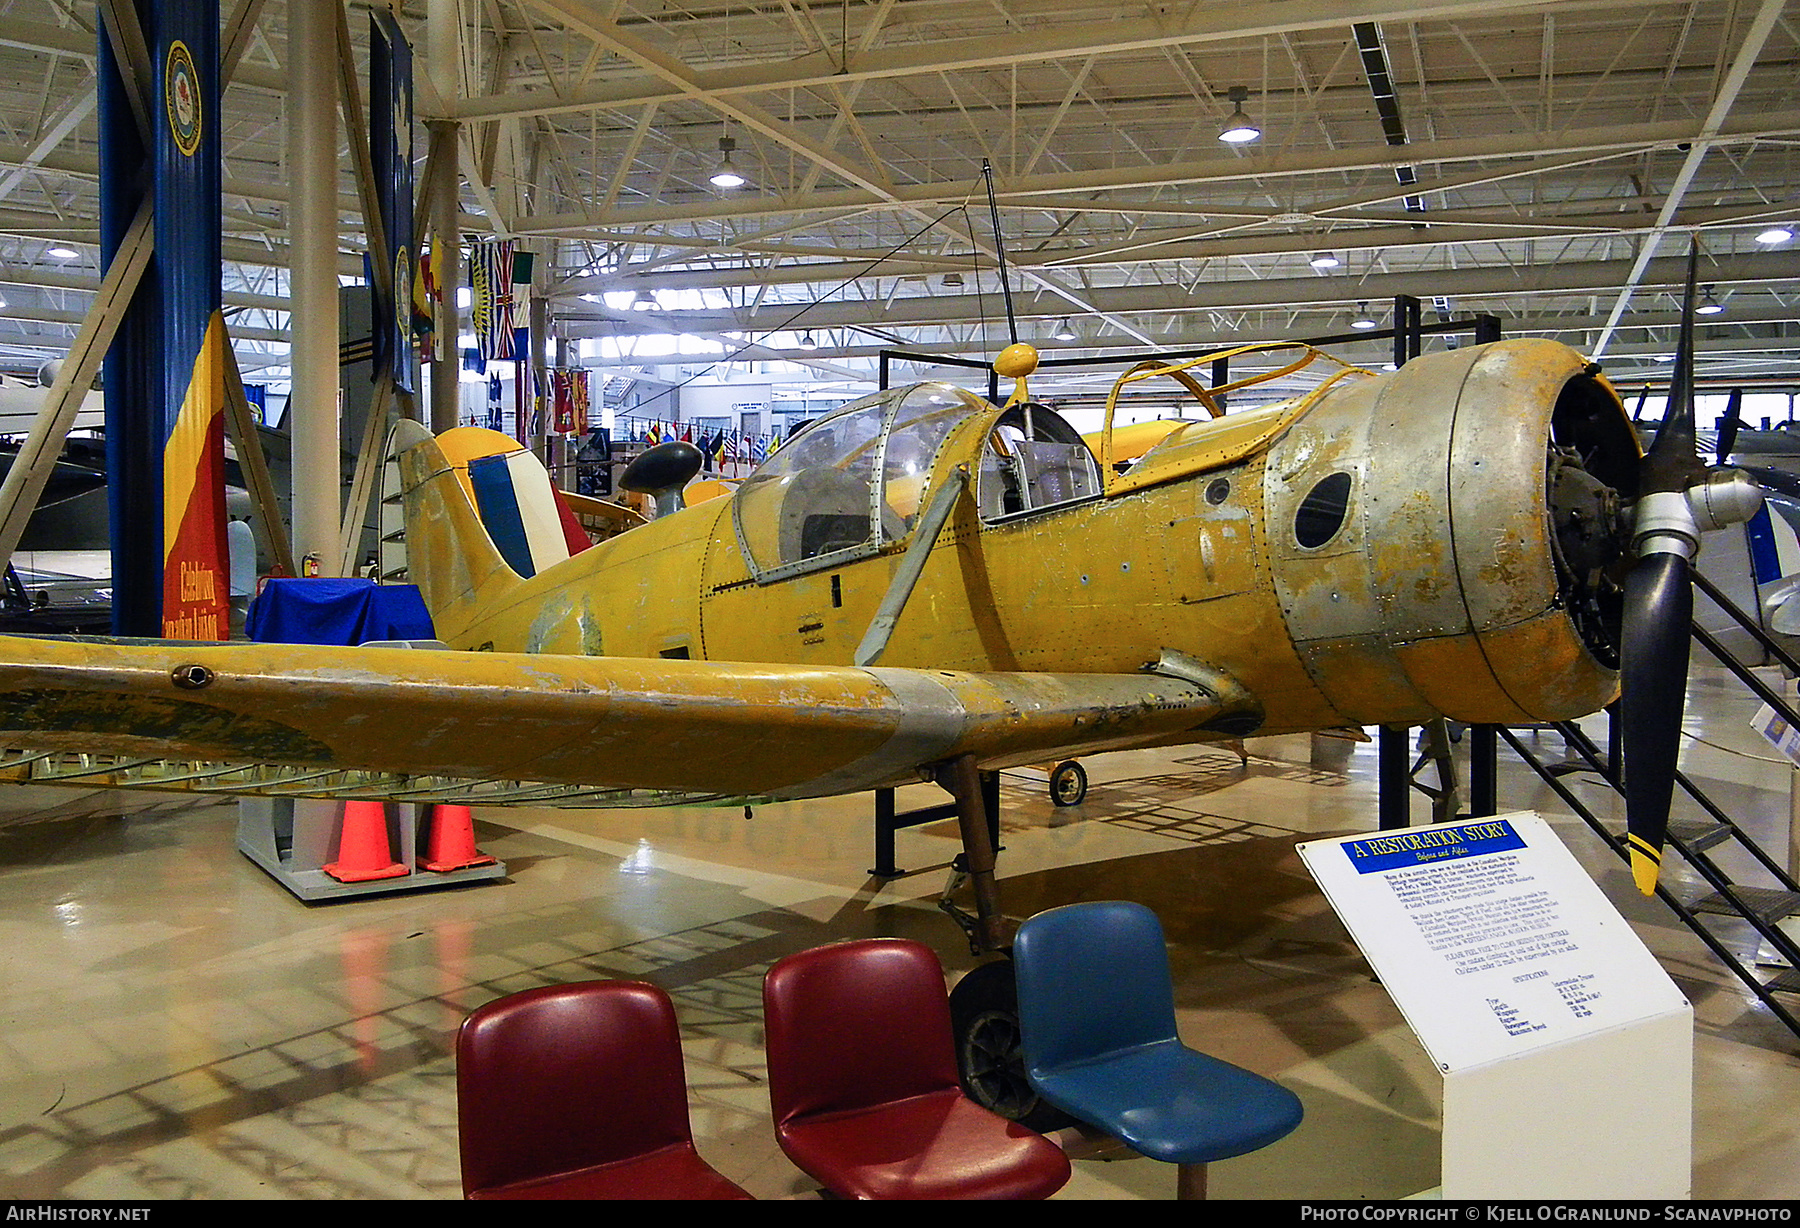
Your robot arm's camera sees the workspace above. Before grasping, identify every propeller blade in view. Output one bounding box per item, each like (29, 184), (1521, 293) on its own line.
(1617, 238), (1704, 896)
(1641, 242), (1705, 492)
(1618, 550), (1693, 895)
(1715, 388), (1744, 463)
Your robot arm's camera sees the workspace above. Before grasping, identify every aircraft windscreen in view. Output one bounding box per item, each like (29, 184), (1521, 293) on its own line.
(733, 383), (988, 580)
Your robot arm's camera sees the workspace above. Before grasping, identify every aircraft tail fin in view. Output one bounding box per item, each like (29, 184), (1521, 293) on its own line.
(387, 419), (524, 645)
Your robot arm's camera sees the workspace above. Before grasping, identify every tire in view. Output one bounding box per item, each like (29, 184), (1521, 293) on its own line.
(948, 959), (1074, 1132)
(1049, 760), (1088, 807)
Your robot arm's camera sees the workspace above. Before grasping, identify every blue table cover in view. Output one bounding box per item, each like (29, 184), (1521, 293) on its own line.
(247, 578), (435, 646)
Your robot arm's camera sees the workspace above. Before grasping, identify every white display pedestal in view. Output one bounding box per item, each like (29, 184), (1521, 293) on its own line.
(1299, 811), (1692, 1199)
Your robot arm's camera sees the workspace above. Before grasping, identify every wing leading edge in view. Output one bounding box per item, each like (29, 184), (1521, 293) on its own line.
(0, 636), (1259, 802)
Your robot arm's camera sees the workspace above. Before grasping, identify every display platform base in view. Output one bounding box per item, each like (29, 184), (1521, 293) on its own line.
(237, 796), (507, 901)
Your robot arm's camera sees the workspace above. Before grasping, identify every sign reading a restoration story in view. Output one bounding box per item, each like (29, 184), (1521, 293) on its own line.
(1298, 811), (1687, 1073)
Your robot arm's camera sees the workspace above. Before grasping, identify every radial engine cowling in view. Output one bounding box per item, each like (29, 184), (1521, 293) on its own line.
(1263, 339), (1637, 727)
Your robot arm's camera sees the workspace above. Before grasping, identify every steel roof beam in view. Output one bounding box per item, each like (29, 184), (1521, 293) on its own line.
(1591, 0), (1788, 355)
(507, 107), (1800, 235)
(473, 0), (1635, 124)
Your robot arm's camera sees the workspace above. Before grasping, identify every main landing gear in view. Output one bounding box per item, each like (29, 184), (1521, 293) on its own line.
(932, 754), (1074, 1129)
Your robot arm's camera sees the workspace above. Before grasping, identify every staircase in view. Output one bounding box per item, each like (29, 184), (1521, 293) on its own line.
(1494, 570), (1800, 1037)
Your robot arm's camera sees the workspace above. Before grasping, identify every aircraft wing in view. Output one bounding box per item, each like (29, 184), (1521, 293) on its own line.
(0, 635), (1257, 804)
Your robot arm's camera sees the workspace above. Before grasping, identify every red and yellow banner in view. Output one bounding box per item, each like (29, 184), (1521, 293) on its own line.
(552, 368), (589, 435)
(161, 310), (229, 640)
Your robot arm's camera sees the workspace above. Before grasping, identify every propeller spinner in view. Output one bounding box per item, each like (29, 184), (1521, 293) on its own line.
(1617, 242), (1762, 894)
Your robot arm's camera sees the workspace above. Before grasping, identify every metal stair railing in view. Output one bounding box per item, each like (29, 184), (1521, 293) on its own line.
(1498, 721), (1800, 1036)
(1491, 568), (1800, 1038)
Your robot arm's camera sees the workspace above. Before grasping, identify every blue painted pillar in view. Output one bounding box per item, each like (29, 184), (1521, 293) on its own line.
(99, 0), (223, 637)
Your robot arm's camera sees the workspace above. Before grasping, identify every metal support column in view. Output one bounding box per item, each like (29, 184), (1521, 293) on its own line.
(427, 122), (461, 433)
(1379, 725), (1411, 829)
(1469, 725), (1498, 816)
(288, 0), (340, 574)
(97, 3), (159, 634)
(426, 0), (463, 434)
(531, 284), (549, 461)
(1393, 295), (1423, 367)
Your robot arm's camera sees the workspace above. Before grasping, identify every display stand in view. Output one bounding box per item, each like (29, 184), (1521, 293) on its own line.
(1298, 811), (1692, 1199)
(237, 796), (506, 901)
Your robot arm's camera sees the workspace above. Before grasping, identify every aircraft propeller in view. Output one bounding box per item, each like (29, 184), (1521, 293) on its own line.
(1714, 388), (1744, 463)
(1616, 242), (1761, 894)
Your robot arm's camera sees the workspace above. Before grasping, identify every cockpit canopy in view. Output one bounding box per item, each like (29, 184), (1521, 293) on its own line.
(733, 382), (1100, 582)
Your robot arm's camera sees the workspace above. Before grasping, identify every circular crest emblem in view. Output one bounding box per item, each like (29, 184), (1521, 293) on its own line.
(165, 41), (202, 158)
(393, 81), (411, 160)
(395, 247), (413, 342)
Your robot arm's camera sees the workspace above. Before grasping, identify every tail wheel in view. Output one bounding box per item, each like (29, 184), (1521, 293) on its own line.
(1049, 760), (1087, 807)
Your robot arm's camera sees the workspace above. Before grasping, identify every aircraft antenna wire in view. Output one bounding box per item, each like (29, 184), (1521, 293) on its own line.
(980, 160), (1019, 347)
(616, 193), (980, 421)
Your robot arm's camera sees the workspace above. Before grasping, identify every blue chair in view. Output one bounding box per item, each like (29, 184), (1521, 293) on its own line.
(1012, 901), (1304, 1199)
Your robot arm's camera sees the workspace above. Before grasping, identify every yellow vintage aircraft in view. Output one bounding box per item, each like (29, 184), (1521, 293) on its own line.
(0, 253), (1758, 943)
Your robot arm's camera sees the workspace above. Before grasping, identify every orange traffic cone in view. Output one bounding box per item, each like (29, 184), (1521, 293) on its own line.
(324, 800), (409, 882)
(422, 804), (497, 872)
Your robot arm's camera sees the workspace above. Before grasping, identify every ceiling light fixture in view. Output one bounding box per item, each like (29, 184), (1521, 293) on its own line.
(47, 246), (77, 259)
(1351, 302), (1377, 329)
(799, 332), (818, 350)
(942, 272), (965, 288)
(1755, 225), (1793, 245)
(1218, 86), (1260, 144)
(709, 136), (745, 189)
(1309, 252), (1340, 270)
(1053, 318), (1076, 341)
(1696, 286), (1724, 316)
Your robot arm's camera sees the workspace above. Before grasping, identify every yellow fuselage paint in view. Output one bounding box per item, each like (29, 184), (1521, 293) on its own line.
(407, 339), (1628, 749)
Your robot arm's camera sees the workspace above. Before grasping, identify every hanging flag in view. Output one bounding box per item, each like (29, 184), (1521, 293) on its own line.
(369, 9), (414, 393)
(569, 368), (590, 435)
(162, 312), (230, 641)
(145, 1), (226, 639)
(645, 421), (664, 446)
(510, 249), (534, 365)
(470, 238), (517, 360)
(487, 373), (503, 433)
(414, 239), (439, 360)
(552, 369), (575, 434)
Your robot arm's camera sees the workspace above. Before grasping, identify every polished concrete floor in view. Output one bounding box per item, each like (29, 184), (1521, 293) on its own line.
(0, 663), (1797, 1200)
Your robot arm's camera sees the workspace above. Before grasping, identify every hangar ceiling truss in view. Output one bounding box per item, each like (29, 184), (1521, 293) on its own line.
(0, 0), (1793, 391)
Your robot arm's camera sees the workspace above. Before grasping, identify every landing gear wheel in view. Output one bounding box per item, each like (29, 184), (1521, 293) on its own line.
(1049, 760), (1088, 807)
(948, 959), (1074, 1132)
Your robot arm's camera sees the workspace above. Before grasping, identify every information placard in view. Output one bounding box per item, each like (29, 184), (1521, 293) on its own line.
(1297, 811), (1688, 1073)
(1751, 701), (1800, 767)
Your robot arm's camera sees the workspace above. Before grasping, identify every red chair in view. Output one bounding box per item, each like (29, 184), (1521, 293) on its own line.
(762, 938), (1071, 1200)
(456, 980), (751, 1200)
